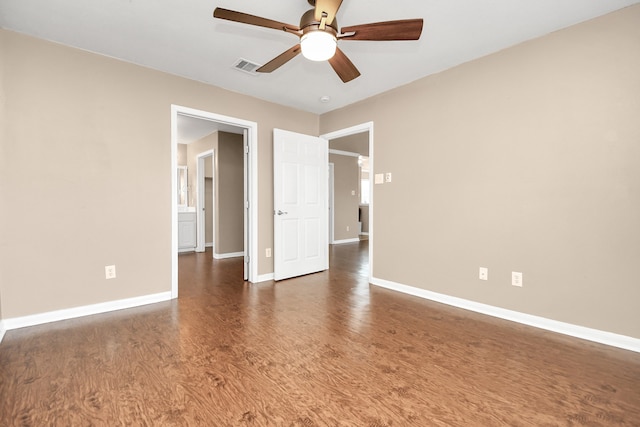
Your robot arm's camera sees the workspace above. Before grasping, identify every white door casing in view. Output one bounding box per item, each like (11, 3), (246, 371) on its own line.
(320, 122), (374, 281)
(273, 129), (328, 281)
(196, 150), (214, 254)
(171, 105), (258, 297)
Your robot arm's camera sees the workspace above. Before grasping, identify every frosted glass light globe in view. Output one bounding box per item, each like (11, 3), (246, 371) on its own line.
(301, 31), (337, 61)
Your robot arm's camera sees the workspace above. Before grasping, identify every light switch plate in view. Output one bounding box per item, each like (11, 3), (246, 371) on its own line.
(374, 173), (384, 184)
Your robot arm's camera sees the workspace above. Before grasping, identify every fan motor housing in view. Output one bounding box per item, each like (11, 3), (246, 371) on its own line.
(300, 9), (338, 36)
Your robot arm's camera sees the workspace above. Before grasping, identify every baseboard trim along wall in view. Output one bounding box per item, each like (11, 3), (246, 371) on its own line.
(255, 273), (275, 283)
(370, 277), (640, 353)
(1, 292), (173, 337)
(331, 238), (360, 245)
(213, 251), (245, 260)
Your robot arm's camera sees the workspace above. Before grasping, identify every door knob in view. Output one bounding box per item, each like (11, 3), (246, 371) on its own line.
(277, 210), (288, 215)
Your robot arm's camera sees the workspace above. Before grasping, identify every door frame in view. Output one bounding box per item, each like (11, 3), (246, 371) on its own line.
(320, 122), (374, 280)
(171, 105), (258, 297)
(328, 162), (335, 244)
(195, 149), (214, 254)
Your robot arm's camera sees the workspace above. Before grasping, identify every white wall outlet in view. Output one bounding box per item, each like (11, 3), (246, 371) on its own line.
(512, 271), (523, 287)
(479, 267), (488, 281)
(105, 265), (116, 279)
(374, 173), (384, 184)
(385, 172), (392, 183)
(351, 190), (356, 196)
(265, 248), (272, 258)
(346, 226), (350, 231)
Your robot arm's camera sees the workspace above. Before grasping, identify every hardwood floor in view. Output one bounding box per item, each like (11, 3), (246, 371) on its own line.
(1, 241), (639, 426)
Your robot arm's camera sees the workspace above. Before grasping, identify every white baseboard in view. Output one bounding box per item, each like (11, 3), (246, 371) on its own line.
(0, 320), (6, 344)
(370, 277), (640, 353)
(331, 238), (360, 245)
(359, 232), (369, 236)
(213, 251), (245, 259)
(205, 242), (213, 248)
(255, 273), (275, 283)
(2, 291), (173, 332)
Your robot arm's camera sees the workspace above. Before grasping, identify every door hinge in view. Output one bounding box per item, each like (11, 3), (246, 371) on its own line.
(245, 255), (249, 263)
(245, 145), (250, 154)
(245, 201), (249, 209)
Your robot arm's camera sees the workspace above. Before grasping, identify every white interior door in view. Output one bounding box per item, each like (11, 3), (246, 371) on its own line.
(274, 128), (328, 281)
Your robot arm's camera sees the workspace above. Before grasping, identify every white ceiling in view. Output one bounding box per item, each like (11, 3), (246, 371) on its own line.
(1, 0), (639, 115)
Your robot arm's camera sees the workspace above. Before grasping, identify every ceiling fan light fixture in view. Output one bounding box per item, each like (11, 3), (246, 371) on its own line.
(300, 31), (337, 61)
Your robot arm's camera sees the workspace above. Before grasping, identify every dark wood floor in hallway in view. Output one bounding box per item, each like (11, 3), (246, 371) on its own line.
(1, 241), (639, 426)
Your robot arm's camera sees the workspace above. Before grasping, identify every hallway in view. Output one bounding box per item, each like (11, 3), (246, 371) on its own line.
(1, 240), (639, 425)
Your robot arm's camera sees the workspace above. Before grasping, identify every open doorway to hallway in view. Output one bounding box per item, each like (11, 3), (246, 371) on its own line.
(171, 105), (258, 298)
(321, 123), (374, 281)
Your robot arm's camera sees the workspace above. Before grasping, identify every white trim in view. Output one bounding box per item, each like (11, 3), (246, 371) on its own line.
(178, 248), (195, 253)
(321, 122), (374, 282)
(0, 321), (6, 344)
(2, 292), (172, 331)
(255, 273), (275, 283)
(370, 277), (640, 353)
(205, 242), (213, 248)
(171, 105), (259, 297)
(329, 149), (360, 157)
(214, 251), (245, 259)
(328, 163), (335, 244)
(196, 149), (215, 253)
(359, 232), (369, 236)
(331, 238), (360, 245)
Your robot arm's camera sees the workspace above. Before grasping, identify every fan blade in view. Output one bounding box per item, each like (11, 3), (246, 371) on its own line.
(213, 8), (300, 32)
(328, 47), (360, 83)
(256, 45), (302, 73)
(314, 0), (343, 25)
(340, 19), (423, 41)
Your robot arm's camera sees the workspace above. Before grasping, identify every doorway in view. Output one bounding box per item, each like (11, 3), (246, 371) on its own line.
(321, 122), (374, 281)
(171, 105), (258, 297)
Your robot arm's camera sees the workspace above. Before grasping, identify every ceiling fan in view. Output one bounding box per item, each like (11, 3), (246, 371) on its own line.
(213, 0), (423, 83)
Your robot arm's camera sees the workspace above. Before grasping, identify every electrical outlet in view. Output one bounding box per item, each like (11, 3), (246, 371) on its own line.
(479, 267), (488, 281)
(347, 226), (350, 231)
(512, 271), (523, 287)
(385, 172), (392, 183)
(105, 265), (116, 279)
(266, 248), (272, 258)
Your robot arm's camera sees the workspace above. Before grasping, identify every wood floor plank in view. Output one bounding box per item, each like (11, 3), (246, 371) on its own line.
(1, 241), (639, 426)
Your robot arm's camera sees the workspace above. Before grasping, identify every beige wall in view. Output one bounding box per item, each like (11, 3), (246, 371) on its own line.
(330, 154), (360, 241)
(321, 5), (640, 339)
(184, 131), (242, 255)
(1, 5), (638, 342)
(186, 132), (217, 207)
(177, 144), (187, 167)
(215, 132), (244, 255)
(0, 30), (4, 322)
(330, 132), (369, 156)
(0, 29), (317, 319)
(360, 204), (369, 234)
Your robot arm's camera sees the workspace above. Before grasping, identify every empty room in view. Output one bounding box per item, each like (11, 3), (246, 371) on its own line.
(1, 0), (639, 425)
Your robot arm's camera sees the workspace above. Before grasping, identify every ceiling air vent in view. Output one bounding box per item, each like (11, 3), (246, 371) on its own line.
(233, 58), (261, 75)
